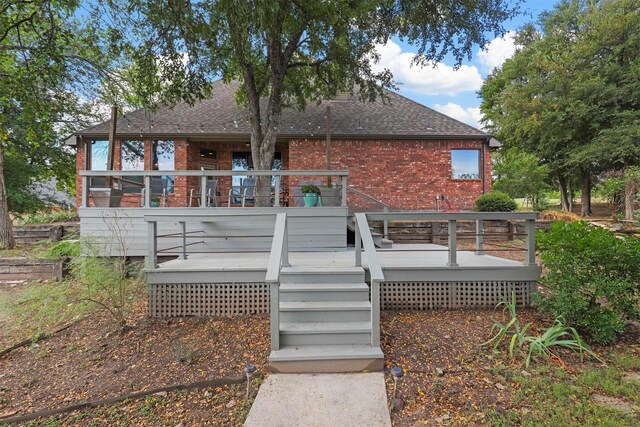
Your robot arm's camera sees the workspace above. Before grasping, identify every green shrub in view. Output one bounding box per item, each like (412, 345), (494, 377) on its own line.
(17, 210), (76, 225)
(536, 221), (640, 344)
(46, 240), (80, 258)
(475, 191), (517, 212)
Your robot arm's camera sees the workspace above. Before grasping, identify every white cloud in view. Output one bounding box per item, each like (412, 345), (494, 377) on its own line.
(477, 31), (518, 73)
(433, 103), (483, 130)
(371, 40), (483, 96)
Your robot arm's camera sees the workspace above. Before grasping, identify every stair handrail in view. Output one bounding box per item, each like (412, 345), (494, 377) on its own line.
(354, 212), (384, 347)
(266, 212), (289, 351)
(347, 186), (390, 238)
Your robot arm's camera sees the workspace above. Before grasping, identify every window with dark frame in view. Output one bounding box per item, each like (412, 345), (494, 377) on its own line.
(451, 149), (481, 180)
(153, 140), (175, 193)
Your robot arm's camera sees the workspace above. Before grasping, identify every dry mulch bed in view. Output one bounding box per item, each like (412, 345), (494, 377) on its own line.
(381, 309), (546, 426)
(0, 302), (270, 420)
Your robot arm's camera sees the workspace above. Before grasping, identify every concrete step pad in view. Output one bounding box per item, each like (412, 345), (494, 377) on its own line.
(245, 373), (391, 426)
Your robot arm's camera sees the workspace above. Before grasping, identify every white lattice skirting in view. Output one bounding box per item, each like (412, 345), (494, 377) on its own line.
(381, 281), (536, 310)
(148, 281), (536, 317)
(148, 283), (269, 317)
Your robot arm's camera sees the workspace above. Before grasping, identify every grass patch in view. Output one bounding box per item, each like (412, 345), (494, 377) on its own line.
(487, 364), (640, 426)
(0, 280), (93, 340)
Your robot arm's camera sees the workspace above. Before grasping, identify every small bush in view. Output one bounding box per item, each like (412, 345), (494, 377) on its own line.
(16, 210), (77, 225)
(300, 184), (321, 195)
(46, 240), (80, 258)
(475, 191), (517, 212)
(536, 221), (640, 344)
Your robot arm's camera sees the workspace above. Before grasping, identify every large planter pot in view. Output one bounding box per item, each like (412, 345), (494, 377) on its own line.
(150, 199), (161, 208)
(90, 188), (123, 207)
(319, 186), (342, 207)
(303, 193), (319, 207)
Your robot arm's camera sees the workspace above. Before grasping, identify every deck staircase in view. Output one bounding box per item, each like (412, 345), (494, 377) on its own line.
(347, 216), (393, 249)
(268, 266), (384, 373)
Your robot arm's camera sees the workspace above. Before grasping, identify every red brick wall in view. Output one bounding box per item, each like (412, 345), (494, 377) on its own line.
(288, 139), (491, 210)
(76, 137), (489, 210)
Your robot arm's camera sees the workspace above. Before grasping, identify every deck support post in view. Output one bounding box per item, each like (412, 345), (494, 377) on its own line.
(147, 221), (157, 269)
(200, 175), (208, 208)
(81, 176), (89, 208)
(447, 220), (458, 267)
(340, 175), (347, 207)
(355, 218), (362, 267)
(475, 219), (484, 255)
(179, 221), (187, 259)
(383, 206), (389, 240)
(371, 280), (380, 346)
(524, 219), (536, 265)
(270, 282), (279, 351)
(274, 176), (281, 207)
(144, 176), (151, 207)
(282, 217), (289, 267)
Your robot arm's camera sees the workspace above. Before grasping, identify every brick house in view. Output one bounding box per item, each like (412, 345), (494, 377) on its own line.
(68, 80), (496, 210)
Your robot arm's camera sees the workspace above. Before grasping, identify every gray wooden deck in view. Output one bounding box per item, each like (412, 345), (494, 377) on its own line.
(148, 243), (539, 283)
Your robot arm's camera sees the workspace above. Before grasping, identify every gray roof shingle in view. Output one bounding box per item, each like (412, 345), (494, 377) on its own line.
(75, 80), (487, 141)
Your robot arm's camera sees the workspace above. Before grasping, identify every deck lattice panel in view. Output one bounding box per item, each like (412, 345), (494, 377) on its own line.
(149, 282), (269, 317)
(380, 281), (535, 310)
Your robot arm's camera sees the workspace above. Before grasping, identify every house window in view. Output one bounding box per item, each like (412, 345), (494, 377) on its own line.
(90, 140), (109, 171)
(231, 152), (282, 202)
(451, 149), (481, 180)
(153, 140), (175, 193)
(121, 140), (144, 171)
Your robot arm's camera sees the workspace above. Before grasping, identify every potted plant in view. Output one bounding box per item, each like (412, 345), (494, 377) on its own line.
(150, 196), (161, 208)
(301, 184), (321, 207)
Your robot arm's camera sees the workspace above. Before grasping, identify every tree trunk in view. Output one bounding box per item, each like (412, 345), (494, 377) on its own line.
(558, 174), (569, 212)
(580, 169), (592, 217)
(0, 141), (15, 249)
(624, 169), (636, 221)
(568, 180), (574, 213)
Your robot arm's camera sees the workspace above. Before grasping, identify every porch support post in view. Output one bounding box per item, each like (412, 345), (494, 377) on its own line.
(340, 175), (347, 207)
(274, 176), (281, 207)
(371, 280), (380, 346)
(355, 218), (362, 267)
(524, 219), (536, 265)
(447, 220), (458, 267)
(383, 206), (389, 239)
(144, 175), (151, 207)
(200, 175), (208, 208)
(147, 221), (157, 269)
(475, 219), (484, 255)
(82, 176), (89, 208)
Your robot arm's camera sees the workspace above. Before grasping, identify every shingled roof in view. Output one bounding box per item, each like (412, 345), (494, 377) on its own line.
(71, 80), (488, 143)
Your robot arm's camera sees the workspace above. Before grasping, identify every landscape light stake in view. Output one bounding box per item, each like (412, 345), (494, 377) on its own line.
(391, 366), (404, 400)
(244, 363), (256, 398)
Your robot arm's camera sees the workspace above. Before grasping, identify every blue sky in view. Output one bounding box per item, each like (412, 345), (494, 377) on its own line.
(379, 0), (557, 130)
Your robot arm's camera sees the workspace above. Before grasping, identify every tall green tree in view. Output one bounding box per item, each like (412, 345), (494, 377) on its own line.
(493, 147), (550, 209)
(102, 0), (520, 205)
(481, 0), (640, 217)
(0, 1), (113, 247)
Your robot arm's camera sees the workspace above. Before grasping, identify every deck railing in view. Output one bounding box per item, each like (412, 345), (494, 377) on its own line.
(357, 211), (539, 267)
(347, 186), (390, 239)
(265, 213), (289, 352)
(79, 169), (349, 208)
(354, 212), (384, 347)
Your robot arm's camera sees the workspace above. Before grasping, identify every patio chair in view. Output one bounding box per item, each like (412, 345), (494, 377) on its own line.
(189, 178), (219, 207)
(141, 177), (169, 207)
(228, 177), (256, 207)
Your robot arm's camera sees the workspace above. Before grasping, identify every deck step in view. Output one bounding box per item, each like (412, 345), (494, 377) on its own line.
(269, 345), (384, 373)
(279, 283), (369, 302)
(279, 300), (371, 322)
(280, 267), (364, 284)
(280, 321), (371, 346)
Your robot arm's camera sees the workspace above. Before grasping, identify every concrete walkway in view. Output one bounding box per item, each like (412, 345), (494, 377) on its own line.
(244, 373), (391, 427)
